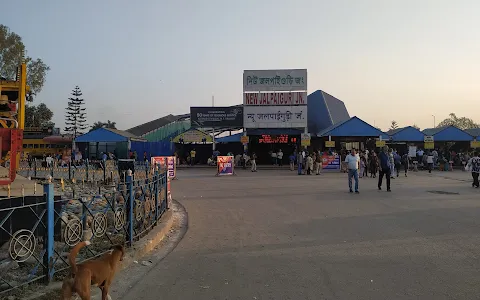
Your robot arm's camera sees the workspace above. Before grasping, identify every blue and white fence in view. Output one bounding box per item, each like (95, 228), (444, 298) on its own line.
(0, 169), (170, 296)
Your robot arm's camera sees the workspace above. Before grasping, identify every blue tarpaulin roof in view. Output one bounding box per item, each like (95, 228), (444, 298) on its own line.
(387, 126), (425, 142)
(75, 128), (146, 143)
(422, 126), (473, 142)
(317, 116), (389, 139)
(216, 132), (243, 143)
(465, 128), (480, 139)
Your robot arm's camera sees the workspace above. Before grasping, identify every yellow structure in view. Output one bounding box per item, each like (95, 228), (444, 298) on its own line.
(0, 63), (28, 169)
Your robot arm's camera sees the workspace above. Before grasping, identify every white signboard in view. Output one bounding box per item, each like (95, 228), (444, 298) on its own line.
(424, 136), (434, 143)
(243, 69), (307, 92)
(244, 92), (307, 106)
(244, 106), (307, 128)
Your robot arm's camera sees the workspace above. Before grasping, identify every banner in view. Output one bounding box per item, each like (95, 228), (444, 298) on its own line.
(244, 92), (307, 106)
(190, 106), (243, 128)
(243, 69), (307, 92)
(151, 156), (176, 178)
(322, 154), (340, 170)
(172, 129), (213, 143)
(243, 105), (307, 128)
(217, 156), (234, 176)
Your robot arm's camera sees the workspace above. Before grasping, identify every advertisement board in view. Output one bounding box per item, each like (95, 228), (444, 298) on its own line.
(151, 156), (176, 179)
(322, 154), (341, 170)
(190, 106), (243, 128)
(217, 156), (234, 176)
(243, 106), (307, 129)
(301, 133), (311, 147)
(243, 69), (307, 92)
(244, 92), (307, 106)
(172, 129), (212, 143)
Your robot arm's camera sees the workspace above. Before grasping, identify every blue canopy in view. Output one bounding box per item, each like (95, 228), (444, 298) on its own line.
(75, 128), (145, 143)
(422, 126), (473, 142)
(387, 126), (425, 142)
(216, 132), (243, 143)
(317, 116), (388, 139)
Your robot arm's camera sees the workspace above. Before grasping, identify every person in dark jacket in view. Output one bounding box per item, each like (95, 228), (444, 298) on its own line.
(378, 146), (392, 192)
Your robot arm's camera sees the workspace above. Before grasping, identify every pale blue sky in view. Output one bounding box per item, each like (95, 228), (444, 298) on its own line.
(1, 0), (479, 131)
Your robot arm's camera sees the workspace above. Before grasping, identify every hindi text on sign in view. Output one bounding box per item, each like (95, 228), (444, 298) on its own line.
(244, 92), (307, 106)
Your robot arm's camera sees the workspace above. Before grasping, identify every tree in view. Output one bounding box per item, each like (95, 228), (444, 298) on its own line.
(64, 86), (87, 137)
(0, 24), (50, 99)
(412, 124), (420, 130)
(90, 120), (117, 131)
(437, 113), (479, 130)
(390, 120), (399, 130)
(25, 103), (54, 127)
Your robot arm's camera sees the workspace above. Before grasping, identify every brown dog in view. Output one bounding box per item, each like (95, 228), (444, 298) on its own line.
(61, 240), (125, 300)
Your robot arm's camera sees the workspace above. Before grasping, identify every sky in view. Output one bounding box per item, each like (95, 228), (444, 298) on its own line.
(1, 0), (479, 132)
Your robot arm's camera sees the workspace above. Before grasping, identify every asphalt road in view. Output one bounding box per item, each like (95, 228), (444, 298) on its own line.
(114, 169), (480, 300)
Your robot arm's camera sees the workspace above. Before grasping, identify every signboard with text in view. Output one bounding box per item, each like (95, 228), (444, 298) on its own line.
(243, 69), (307, 92)
(424, 142), (435, 149)
(243, 106), (307, 129)
(424, 136), (434, 143)
(301, 133), (311, 147)
(322, 154), (341, 170)
(217, 156), (234, 176)
(325, 141), (335, 148)
(471, 141), (480, 148)
(244, 92), (307, 106)
(190, 106), (243, 128)
(151, 156), (176, 179)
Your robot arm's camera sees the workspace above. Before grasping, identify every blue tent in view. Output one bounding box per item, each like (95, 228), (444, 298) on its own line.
(387, 126), (425, 142)
(422, 126), (473, 142)
(307, 90), (350, 133)
(216, 132), (243, 143)
(75, 128), (146, 143)
(465, 128), (480, 140)
(317, 116), (388, 139)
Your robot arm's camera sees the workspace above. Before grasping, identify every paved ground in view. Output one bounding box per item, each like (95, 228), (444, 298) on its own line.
(115, 169), (480, 300)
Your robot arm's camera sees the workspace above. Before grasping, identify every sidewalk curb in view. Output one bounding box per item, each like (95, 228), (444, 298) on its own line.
(23, 205), (176, 300)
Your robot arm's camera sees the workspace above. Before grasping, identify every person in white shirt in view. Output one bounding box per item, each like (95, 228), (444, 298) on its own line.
(345, 149), (360, 193)
(426, 152), (434, 173)
(277, 149), (284, 166)
(271, 151), (277, 165)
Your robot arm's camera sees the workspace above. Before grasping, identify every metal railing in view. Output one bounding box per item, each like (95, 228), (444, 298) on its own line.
(0, 169), (170, 296)
(18, 159), (150, 182)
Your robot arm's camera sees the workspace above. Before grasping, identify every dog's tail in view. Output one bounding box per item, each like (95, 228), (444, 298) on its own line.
(69, 240), (91, 275)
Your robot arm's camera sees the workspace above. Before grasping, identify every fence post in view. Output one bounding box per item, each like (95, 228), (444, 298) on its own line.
(50, 162), (54, 178)
(164, 173), (169, 210)
(154, 166), (159, 221)
(68, 161), (71, 181)
(43, 180), (54, 283)
(86, 159), (89, 182)
(34, 159), (37, 177)
(127, 169), (134, 245)
(103, 163), (107, 183)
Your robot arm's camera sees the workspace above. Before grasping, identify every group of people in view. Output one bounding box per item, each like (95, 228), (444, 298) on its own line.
(345, 146), (408, 193)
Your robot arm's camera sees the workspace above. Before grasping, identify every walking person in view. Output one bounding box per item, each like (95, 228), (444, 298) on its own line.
(277, 149), (284, 166)
(466, 152), (480, 188)
(369, 152), (378, 178)
(388, 149), (395, 179)
(289, 152), (295, 171)
(394, 151), (402, 177)
(427, 152), (434, 173)
(378, 146), (392, 192)
(297, 152), (304, 175)
(251, 152), (257, 172)
(345, 149), (360, 193)
(402, 152), (410, 177)
(315, 151), (322, 175)
(360, 156), (366, 178)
